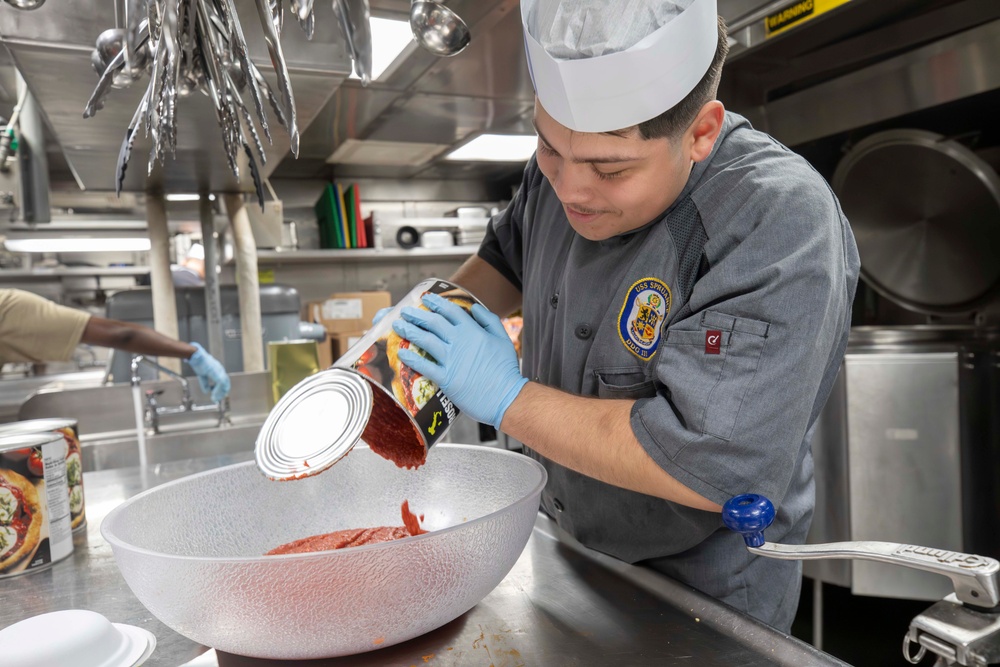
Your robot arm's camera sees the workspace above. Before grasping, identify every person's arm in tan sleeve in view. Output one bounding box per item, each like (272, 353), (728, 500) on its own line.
(81, 317), (197, 359)
(0, 289), (92, 363)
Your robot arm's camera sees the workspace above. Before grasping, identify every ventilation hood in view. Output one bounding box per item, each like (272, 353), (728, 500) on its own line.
(0, 0), (353, 194)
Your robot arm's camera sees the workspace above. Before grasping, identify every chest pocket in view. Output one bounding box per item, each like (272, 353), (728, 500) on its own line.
(594, 367), (657, 400)
(659, 310), (769, 443)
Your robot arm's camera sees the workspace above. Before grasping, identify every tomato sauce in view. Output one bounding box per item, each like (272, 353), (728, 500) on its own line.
(361, 384), (427, 469)
(266, 501), (427, 556)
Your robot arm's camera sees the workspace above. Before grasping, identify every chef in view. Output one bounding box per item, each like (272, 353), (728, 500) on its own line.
(390, 0), (860, 631)
(0, 288), (230, 402)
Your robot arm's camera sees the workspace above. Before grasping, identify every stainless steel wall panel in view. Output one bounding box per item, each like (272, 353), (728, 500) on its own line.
(805, 367), (852, 587)
(297, 85), (400, 160)
(366, 94), (533, 144)
(758, 19), (1000, 147)
(845, 352), (963, 601)
(412, 5), (534, 101)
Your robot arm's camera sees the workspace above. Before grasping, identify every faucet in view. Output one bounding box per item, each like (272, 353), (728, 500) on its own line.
(130, 354), (230, 434)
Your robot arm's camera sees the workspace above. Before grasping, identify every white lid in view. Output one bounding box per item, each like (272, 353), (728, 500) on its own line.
(521, 0), (718, 132)
(0, 610), (156, 667)
(255, 368), (374, 481)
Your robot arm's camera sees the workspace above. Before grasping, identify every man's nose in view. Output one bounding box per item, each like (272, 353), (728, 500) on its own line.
(550, 163), (592, 205)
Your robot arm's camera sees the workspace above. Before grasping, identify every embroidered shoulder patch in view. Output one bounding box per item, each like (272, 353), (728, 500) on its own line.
(618, 278), (672, 360)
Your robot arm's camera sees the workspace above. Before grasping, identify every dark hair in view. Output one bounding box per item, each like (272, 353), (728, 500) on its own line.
(633, 17), (730, 140)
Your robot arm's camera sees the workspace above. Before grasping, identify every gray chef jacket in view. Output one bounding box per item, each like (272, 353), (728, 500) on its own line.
(478, 112), (860, 632)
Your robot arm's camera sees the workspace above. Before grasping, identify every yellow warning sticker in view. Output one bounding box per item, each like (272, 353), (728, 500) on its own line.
(258, 269), (275, 284)
(765, 0), (853, 38)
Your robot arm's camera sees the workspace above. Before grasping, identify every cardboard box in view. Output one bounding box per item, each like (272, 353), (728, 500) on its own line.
(307, 291), (391, 334)
(316, 334), (333, 369)
(330, 331), (366, 361)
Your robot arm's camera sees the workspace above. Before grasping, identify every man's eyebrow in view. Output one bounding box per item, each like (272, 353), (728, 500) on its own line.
(533, 121), (642, 165)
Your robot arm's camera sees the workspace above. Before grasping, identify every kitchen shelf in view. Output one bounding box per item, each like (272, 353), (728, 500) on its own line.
(0, 266), (150, 279)
(254, 247), (477, 264)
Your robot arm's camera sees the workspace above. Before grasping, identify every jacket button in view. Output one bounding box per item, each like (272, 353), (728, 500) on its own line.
(553, 498), (564, 512)
(575, 324), (592, 340)
(550, 293), (559, 308)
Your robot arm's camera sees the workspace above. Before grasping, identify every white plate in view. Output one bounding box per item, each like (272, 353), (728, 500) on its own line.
(0, 609), (156, 667)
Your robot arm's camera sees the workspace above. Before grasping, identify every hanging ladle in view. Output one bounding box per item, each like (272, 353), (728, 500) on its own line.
(409, 0), (470, 57)
(2, 0), (45, 9)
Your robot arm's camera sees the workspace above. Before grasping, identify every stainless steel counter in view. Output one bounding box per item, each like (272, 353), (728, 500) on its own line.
(0, 453), (852, 667)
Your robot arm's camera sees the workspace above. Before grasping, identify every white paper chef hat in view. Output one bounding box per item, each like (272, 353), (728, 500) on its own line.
(522, 0), (719, 133)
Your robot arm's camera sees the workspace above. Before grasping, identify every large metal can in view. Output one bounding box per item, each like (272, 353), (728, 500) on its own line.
(0, 419), (86, 533)
(0, 432), (74, 577)
(256, 278), (480, 481)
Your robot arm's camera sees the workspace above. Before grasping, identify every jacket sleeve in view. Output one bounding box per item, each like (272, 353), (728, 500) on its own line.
(629, 171), (860, 507)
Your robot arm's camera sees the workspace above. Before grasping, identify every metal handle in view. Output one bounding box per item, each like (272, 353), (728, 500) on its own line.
(723, 494), (1000, 609)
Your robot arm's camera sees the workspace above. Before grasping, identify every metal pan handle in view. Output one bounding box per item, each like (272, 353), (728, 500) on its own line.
(722, 494), (1000, 609)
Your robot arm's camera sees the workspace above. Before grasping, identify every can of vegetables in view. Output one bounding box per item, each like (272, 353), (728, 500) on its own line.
(0, 432), (74, 577)
(0, 419), (86, 533)
(256, 279), (479, 481)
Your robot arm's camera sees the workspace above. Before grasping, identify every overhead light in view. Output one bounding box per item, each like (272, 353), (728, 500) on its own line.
(164, 194), (216, 202)
(348, 17), (416, 82)
(4, 238), (152, 253)
(444, 134), (537, 162)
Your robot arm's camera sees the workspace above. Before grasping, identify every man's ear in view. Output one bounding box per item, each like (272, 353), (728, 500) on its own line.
(688, 101), (725, 163)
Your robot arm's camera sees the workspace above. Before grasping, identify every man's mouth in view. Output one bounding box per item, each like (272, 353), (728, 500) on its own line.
(564, 205), (606, 223)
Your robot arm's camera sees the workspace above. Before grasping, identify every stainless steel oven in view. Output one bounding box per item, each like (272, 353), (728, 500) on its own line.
(808, 326), (1000, 601)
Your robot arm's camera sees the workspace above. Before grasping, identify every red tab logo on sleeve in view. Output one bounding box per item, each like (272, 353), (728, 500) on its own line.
(705, 330), (722, 355)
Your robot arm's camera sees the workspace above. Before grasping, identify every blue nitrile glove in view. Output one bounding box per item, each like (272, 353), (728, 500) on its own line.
(187, 342), (231, 403)
(372, 306), (393, 327)
(391, 293), (527, 430)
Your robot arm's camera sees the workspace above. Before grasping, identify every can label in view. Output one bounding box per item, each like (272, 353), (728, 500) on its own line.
(56, 426), (87, 533)
(0, 440), (73, 577)
(342, 280), (477, 451)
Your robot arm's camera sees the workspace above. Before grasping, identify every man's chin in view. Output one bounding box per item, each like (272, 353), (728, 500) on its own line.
(567, 220), (615, 242)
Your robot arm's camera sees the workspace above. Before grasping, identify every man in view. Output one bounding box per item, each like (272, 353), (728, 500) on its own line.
(138, 242), (206, 287)
(0, 288), (230, 402)
(390, 0), (860, 632)
(172, 242), (206, 287)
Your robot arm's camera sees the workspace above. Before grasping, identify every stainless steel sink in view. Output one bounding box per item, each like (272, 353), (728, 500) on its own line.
(15, 371), (273, 472)
(81, 420), (262, 472)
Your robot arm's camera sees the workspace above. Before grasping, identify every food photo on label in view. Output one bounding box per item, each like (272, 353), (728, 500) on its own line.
(0, 432), (74, 578)
(0, 420), (89, 534)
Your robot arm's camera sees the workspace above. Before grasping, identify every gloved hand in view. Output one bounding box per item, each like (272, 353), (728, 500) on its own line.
(187, 342), (231, 403)
(372, 306), (393, 327)
(391, 293), (527, 430)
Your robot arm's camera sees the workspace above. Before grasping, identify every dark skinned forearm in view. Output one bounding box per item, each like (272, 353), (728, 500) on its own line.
(81, 316), (196, 359)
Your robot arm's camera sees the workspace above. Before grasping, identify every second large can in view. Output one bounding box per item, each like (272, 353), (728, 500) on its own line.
(0, 419), (86, 533)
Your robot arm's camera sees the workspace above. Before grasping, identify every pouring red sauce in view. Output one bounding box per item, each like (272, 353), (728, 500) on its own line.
(360, 386), (427, 469)
(265, 501), (427, 556)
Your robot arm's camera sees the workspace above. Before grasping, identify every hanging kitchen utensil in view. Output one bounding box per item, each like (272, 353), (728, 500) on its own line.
(85, 0), (334, 208)
(332, 0), (373, 85)
(1, 0), (45, 9)
(409, 0), (471, 57)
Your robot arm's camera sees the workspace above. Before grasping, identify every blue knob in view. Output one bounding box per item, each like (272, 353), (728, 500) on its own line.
(722, 494), (776, 548)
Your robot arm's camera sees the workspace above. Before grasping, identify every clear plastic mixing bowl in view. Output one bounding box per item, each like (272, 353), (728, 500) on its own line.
(101, 444), (546, 659)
